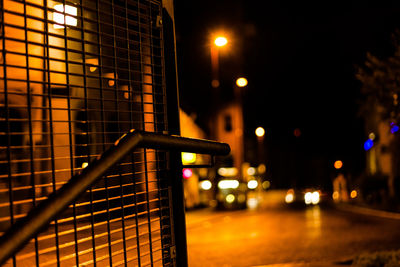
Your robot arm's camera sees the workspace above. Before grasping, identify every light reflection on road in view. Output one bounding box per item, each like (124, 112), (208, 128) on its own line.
(305, 205), (322, 238)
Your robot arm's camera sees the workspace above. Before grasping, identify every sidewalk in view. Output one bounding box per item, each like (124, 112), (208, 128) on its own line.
(334, 202), (400, 220)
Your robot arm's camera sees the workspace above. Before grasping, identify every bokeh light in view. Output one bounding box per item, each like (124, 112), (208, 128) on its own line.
(294, 128), (301, 137)
(236, 77), (248, 87)
(182, 152), (196, 164)
(364, 139), (374, 151)
(247, 180), (258, 189)
(182, 168), (193, 179)
(200, 180), (212, 190)
(214, 36), (228, 47)
(255, 127), (265, 137)
(334, 160), (343, 169)
(225, 194), (235, 203)
(247, 167), (256, 176)
(391, 124), (399, 134)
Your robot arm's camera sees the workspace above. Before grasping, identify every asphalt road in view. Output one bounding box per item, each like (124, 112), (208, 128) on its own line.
(185, 200), (400, 267)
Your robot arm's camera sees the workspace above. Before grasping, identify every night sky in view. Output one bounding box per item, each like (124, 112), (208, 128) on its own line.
(173, 1), (400, 188)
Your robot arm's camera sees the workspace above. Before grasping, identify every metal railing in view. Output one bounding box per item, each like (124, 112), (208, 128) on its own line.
(0, 130), (230, 265)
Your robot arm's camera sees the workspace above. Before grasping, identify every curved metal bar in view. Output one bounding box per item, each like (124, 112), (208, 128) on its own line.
(0, 130), (230, 265)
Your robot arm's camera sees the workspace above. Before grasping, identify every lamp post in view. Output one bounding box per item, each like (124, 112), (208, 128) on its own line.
(255, 127), (265, 165)
(210, 35), (228, 88)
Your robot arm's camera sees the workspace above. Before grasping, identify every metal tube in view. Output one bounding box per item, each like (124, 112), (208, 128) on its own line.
(0, 130), (230, 265)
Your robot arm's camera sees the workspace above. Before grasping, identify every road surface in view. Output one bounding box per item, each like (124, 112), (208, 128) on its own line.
(185, 200), (400, 266)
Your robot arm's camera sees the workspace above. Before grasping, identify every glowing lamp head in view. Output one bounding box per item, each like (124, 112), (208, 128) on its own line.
(236, 77), (248, 87)
(255, 127), (265, 137)
(334, 160), (343, 169)
(214, 36), (228, 47)
(182, 168), (193, 179)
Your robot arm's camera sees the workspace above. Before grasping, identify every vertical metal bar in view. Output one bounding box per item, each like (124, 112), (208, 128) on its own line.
(131, 158), (142, 267)
(126, 3), (142, 264)
(61, 0), (80, 265)
(104, 64), (113, 267)
(138, 2), (156, 265)
(95, 0), (110, 264)
(148, 3), (162, 264)
(152, 3), (169, 264)
(43, 1), (61, 265)
(136, 0), (145, 264)
(118, 165), (128, 267)
(81, 1), (97, 265)
(162, 3), (189, 266)
(22, 2), (39, 265)
(157, 4), (171, 266)
(110, 0), (128, 265)
(1, 2), (16, 265)
(95, 0), (113, 265)
(120, 1), (136, 265)
(144, 4), (155, 266)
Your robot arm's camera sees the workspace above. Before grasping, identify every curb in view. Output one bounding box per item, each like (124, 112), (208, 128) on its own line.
(335, 203), (400, 220)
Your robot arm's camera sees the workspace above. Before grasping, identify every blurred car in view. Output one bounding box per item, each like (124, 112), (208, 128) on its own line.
(284, 187), (329, 207)
(215, 179), (247, 210)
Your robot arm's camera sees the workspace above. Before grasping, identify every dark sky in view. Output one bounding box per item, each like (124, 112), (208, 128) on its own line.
(173, 1), (400, 187)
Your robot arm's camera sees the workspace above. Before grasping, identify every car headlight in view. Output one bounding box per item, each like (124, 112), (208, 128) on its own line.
(305, 191), (320, 205)
(247, 180), (258, 189)
(285, 189), (295, 204)
(225, 194), (235, 203)
(218, 180), (239, 189)
(199, 180), (212, 190)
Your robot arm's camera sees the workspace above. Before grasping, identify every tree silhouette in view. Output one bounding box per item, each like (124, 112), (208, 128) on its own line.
(356, 30), (400, 200)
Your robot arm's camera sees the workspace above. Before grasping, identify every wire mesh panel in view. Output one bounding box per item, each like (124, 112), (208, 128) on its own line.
(0, 0), (174, 265)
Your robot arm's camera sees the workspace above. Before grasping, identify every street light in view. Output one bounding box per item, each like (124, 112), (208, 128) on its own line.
(211, 35), (228, 88)
(214, 36), (228, 47)
(236, 77), (248, 88)
(255, 127), (265, 166)
(255, 127), (265, 137)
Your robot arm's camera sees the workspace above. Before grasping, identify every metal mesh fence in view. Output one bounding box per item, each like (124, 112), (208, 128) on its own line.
(0, 0), (174, 265)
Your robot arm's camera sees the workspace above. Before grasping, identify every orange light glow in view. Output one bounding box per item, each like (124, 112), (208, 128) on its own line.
(334, 160), (343, 169)
(214, 36), (228, 47)
(350, 190), (357, 199)
(236, 77), (248, 87)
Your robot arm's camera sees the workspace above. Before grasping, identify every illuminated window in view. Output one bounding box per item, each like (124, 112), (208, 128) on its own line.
(53, 4), (78, 29)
